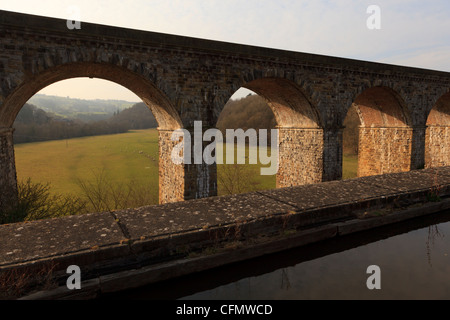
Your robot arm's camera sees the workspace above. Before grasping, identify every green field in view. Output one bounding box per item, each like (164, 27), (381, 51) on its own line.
(14, 129), (359, 208)
(14, 129), (161, 204)
(342, 153), (358, 180)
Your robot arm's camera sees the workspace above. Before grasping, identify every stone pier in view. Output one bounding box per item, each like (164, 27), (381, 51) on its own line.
(0, 128), (18, 214)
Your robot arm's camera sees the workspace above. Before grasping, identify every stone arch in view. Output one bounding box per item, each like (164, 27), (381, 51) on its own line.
(352, 86), (411, 127)
(349, 86), (413, 177)
(243, 77), (322, 129)
(425, 91), (450, 168)
(0, 62), (182, 130)
(217, 77), (324, 189)
(0, 62), (185, 206)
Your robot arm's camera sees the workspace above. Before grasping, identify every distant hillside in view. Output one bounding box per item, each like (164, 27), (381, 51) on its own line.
(217, 94), (276, 132)
(110, 102), (158, 129)
(28, 94), (136, 122)
(13, 102), (157, 144)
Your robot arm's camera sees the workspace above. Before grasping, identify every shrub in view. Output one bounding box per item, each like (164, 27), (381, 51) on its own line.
(77, 169), (157, 212)
(0, 179), (88, 225)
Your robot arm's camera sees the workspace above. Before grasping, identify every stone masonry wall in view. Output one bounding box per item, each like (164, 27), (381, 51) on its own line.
(158, 130), (185, 204)
(159, 128), (217, 203)
(425, 126), (450, 168)
(0, 128), (18, 213)
(183, 128), (218, 200)
(358, 127), (413, 177)
(322, 127), (344, 182)
(277, 128), (324, 188)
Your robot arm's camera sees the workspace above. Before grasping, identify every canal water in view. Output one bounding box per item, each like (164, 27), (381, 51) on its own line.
(103, 210), (450, 300)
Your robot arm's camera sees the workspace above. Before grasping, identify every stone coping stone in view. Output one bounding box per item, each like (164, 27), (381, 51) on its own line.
(0, 212), (124, 266)
(258, 169), (450, 211)
(356, 169), (450, 192)
(422, 167), (450, 179)
(114, 192), (297, 241)
(257, 179), (395, 211)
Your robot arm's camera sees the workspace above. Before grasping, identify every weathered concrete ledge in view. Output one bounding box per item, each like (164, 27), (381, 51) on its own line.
(1, 167), (450, 299)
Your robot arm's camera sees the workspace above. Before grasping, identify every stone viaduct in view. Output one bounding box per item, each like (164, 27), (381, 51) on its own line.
(1, 10), (450, 213)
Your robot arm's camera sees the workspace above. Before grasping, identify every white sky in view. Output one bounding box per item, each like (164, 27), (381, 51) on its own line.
(2, 0), (450, 102)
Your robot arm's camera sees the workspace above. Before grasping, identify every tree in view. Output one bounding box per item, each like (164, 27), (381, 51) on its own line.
(217, 163), (261, 195)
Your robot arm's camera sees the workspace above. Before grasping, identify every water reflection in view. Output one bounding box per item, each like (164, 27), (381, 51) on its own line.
(101, 210), (450, 300)
(427, 225), (445, 267)
(280, 269), (291, 291)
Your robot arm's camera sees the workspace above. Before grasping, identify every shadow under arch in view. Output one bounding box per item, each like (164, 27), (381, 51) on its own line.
(348, 86), (413, 177)
(426, 91), (450, 168)
(242, 77), (322, 129)
(352, 86), (411, 127)
(217, 77), (324, 189)
(0, 62), (185, 206)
